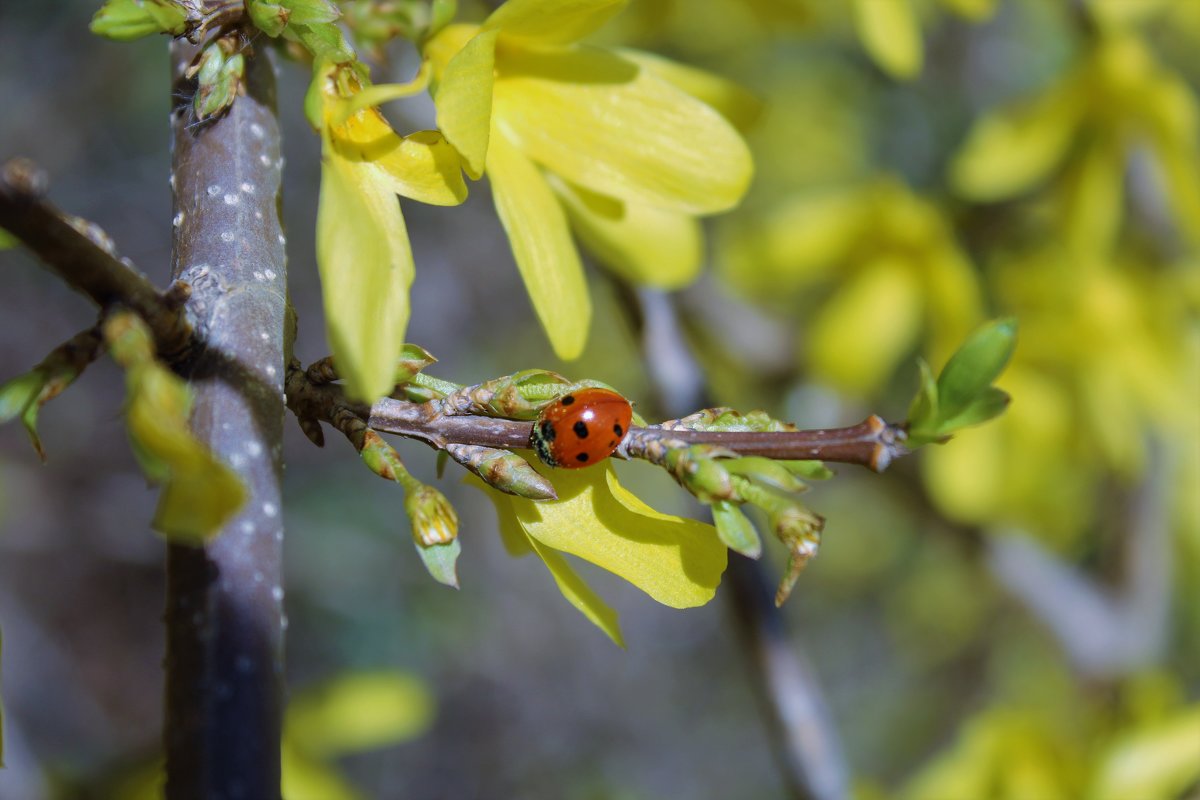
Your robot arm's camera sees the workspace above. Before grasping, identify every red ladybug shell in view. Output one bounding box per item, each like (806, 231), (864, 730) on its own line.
(531, 388), (633, 468)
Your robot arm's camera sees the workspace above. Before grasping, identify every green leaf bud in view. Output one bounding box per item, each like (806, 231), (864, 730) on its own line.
(445, 444), (557, 500)
(712, 500), (762, 559)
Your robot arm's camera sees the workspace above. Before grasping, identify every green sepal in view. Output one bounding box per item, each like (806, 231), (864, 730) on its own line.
(91, 0), (188, 40)
(778, 460), (834, 480)
(712, 500), (762, 558)
(0, 371), (50, 460)
(724, 456), (808, 494)
(414, 539), (461, 588)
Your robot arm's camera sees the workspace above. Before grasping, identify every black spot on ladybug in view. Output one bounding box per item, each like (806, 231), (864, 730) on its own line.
(573, 421), (589, 439)
(613, 424), (623, 437)
(576, 453), (589, 463)
(539, 420), (556, 441)
(560, 395), (576, 406)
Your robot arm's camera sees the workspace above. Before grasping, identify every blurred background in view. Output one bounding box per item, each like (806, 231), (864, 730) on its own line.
(1, 0), (1197, 798)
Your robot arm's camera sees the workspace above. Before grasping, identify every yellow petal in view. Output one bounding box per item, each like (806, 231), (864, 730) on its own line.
(553, 178), (702, 289)
(527, 535), (625, 646)
(504, 463), (726, 609)
(478, 479), (624, 644)
(485, 0), (629, 45)
(486, 129), (591, 360)
(852, 0), (923, 80)
(368, 130), (468, 206)
(493, 46), (752, 214)
(316, 148), (413, 401)
(807, 256), (924, 395)
(950, 78), (1084, 201)
(330, 95), (467, 206)
(618, 49), (763, 133)
(429, 27), (498, 179)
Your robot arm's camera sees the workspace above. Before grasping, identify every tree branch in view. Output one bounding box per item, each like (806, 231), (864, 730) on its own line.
(284, 365), (906, 473)
(162, 38), (288, 800)
(0, 159), (194, 360)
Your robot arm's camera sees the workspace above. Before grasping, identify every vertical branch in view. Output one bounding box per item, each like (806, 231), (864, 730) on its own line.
(163, 39), (290, 800)
(628, 285), (850, 800)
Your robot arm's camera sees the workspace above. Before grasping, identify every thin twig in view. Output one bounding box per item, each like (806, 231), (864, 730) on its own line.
(284, 364), (906, 473)
(0, 159), (194, 360)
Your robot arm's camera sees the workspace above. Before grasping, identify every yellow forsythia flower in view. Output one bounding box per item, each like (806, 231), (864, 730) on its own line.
(310, 60), (467, 401)
(425, 0), (753, 360)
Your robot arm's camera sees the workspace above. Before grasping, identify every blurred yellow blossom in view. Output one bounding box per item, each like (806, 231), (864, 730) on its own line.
(952, 32), (1200, 255)
(719, 178), (983, 396)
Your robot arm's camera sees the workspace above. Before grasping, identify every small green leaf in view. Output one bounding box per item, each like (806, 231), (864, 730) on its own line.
(0, 371), (48, 459)
(907, 357), (939, 431)
(937, 386), (1010, 433)
(286, 671), (434, 757)
(414, 539), (461, 588)
(936, 317), (1017, 421)
(712, 501), (762, 558)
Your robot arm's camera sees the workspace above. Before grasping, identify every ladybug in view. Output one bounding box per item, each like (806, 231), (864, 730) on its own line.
(531, 388), (633, 468)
